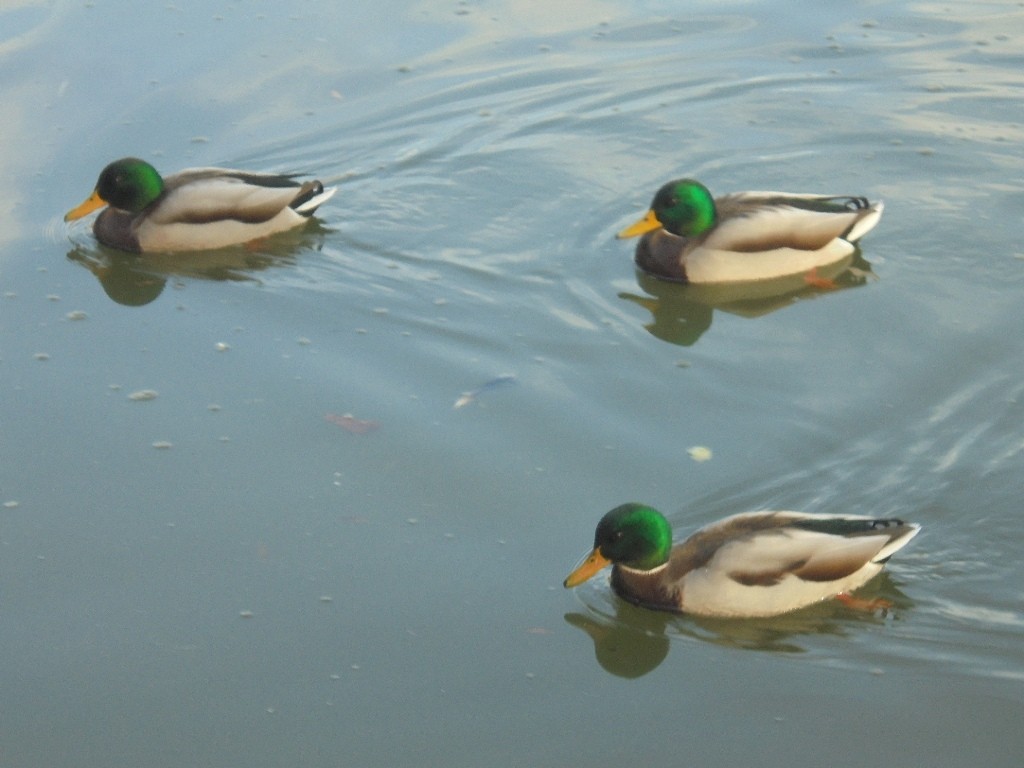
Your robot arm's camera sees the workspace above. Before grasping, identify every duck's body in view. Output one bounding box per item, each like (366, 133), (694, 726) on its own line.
(618, 180), (883, 284)
(65, 158), (336, 253)
(564, 504), (919, 618)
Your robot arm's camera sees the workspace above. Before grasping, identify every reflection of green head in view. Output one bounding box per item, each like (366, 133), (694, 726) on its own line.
(594, 503), (673, 571)
(95, 157), (166, 213)
(649, 179), (717, 237)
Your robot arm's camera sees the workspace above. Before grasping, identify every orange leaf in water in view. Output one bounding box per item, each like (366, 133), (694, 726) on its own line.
(325, 412), (380, 435)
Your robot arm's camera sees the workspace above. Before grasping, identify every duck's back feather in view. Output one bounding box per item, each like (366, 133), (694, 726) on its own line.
(709, 192), (879, 246)
(150, 171), (311, 226)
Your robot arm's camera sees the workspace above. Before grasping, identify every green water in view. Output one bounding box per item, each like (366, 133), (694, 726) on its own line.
(2, 1), (1023, 766)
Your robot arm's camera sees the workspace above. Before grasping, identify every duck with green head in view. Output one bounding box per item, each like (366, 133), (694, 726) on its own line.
(617, 179), (883, 284)
(65, 157), (336, 253)
(564, 503), (919, 617)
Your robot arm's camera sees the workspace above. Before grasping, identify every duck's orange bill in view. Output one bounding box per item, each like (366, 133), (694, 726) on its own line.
(616, 209), (661, 239)
(64, 189), (108, 222)
(563, 548), (611, 588)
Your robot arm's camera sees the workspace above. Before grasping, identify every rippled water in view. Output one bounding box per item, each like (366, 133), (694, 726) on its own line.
(3, 1), (1023, 766)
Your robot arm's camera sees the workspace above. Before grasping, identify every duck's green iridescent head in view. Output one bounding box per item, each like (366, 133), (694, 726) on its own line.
(563, 503), (673, 588)
(65, 157), (166, 221)
(617, 179), (717, 239)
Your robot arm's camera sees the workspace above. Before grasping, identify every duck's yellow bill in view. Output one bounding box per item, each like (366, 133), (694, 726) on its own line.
(64, 189), (108, 222)
(563, 548), (611, 588)
(616, 209), (662, 239)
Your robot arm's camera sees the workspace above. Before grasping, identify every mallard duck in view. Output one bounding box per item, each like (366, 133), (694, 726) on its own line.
(617, 179), (883, 283)
(64, 157), (337, 253)
(564, 503), (919, 617)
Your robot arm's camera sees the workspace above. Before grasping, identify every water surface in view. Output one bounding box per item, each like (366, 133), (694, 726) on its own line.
(2, 1), (1023, 766)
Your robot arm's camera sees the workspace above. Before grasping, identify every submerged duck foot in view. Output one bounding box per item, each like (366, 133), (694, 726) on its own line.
(835, 592), (893, 615)
(803, 267), (839, 290)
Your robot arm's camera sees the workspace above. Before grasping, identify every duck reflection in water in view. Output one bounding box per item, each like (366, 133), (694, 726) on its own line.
(564, 571), (912, 678)
(619, 250), (874, 347)
(66, 221), (328, 307)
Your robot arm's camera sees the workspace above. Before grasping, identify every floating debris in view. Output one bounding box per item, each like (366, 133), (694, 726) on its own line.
(454, 374), (517, 409)
(325, 412), (380, 435)
(128, 389), (159, 401)
(214, 342), (230, 352)
(152, 441), (173, 450)
(687, 445), (713, 462)
(239, 610), (254, 619)
(65, 310), (88, 321)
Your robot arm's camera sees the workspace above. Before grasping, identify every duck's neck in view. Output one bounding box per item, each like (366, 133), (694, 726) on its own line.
(611, 563), (679, 610)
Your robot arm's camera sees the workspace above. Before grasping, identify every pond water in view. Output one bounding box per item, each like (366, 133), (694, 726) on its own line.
(2, 1), (1023, 766)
